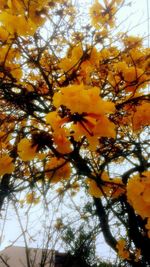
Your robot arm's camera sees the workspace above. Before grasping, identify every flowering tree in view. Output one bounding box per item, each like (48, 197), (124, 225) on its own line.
(0, 0), (150, 265)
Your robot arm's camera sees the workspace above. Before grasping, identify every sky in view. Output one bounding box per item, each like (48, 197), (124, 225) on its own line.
(0, 0), (149, 262)
(117, 0), (149, 40)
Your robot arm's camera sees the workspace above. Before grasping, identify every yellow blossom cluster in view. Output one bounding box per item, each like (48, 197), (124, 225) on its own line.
(127, 172), (150, 219)
(0, 45), (22, 80)
(26, 191), (40, 204)
(90, 0), (123, 29)
(116, 239), (141, 262)
(58, 45), (83, 73)
(86, 173), (125, 198)
(116, 239), (130, 260)
(17, 138), (38, 161)
(108, 60), (148, 93)
(46, 84), (116, 150)
(58, 35), (149, 98)
(0, 154), (15, 176)
(104, 35), (150, 95)
(132, 102), (150, 131)
(45, 157), (71, 183)
(120, 101), (150, 132)
(0, 0), (51, 37)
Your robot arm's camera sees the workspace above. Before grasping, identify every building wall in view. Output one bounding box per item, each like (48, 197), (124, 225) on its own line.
(0, 246), (55, 267)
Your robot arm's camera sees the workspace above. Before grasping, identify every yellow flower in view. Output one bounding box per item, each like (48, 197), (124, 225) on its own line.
(54, 218), (64, 230)
(110, 177), (125, 198)
(71, 114), (116, 150)
(135, 249), (141, 262)
(0, 12), (36, 36)
(116, 239), (130, 260)
(17, 138), (37, 161)
(86, 174), (124, 198)
(86, 178), (103, 198)
(123, 67), (147, 92)
(53, 84), (115, 115)
(90, 1), (104, 29)
(58, 44), (83, 73)
(53, 128), (72, 154)
(127, 171), (150, 218)
(11, 66), (22, 80)
(26, 192), (40, 205)
(89, 0), (118, 29)
(0, 27), (9, 41)
(52, 84), (116, 150)
(36, 153), (47, 160)
(45, 157), (71, 183)
(123, 36), (143, 49)
(132, 102), (150, 131)
(45, 111), (67, 129)
(0, 154), (15, 176)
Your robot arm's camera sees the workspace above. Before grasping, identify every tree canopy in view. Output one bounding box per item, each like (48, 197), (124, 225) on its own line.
(0, 0), (150, 266)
